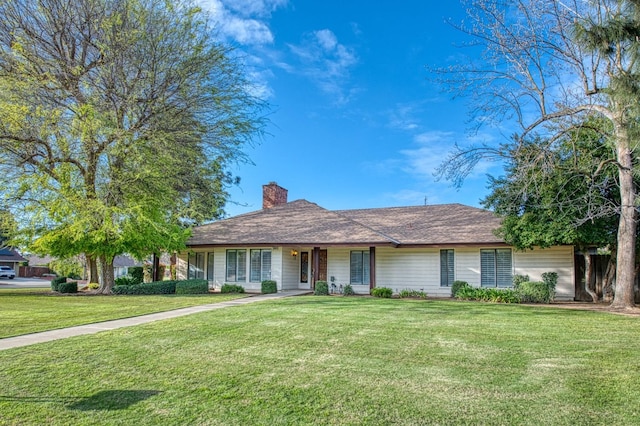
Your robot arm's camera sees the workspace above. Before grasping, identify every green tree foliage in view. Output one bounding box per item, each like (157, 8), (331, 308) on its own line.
(0, 0), (267, 293)
(483, 118), (620, 252)
(435, 0), (640, 309)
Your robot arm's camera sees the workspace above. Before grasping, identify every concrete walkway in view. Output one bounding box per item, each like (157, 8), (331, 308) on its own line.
(0, 290), (311, 351)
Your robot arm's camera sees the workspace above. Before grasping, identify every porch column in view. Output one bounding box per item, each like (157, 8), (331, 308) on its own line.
(369, 246), (376, 290)
(312, 247), (320, 289)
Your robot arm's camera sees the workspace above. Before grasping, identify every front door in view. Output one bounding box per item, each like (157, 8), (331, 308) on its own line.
(318, 249), (327, 282)
(312, 249), (327, 288)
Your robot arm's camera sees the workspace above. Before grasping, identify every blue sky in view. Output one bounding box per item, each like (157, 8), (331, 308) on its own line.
(200, 0), (505, 217)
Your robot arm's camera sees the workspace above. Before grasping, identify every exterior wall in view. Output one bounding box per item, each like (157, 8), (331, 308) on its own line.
(179, 244), (574, 299)
(282, 247), (306, 290)
(178, 247), (285, 292)
(176, 253), (188, 280)
(375, 247), (440, 295)
(514, 246), (575, 300)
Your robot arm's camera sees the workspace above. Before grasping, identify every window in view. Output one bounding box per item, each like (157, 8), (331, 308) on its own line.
(250, 249), (271, 282)
(350, 251), (370, 285)
(300, 252), (309, 283)
(206, 252), (214, 281)
(188, 252), (205, 280)
(480, 249), (512, 287)
(226, 249), (246, 282)
(440, 249), (454, 287)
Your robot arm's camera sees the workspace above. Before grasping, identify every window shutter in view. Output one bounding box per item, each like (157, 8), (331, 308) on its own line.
(207, 253), (214, 281)
(496, 249), (512, 288)
(250, 250), (261, 282)
(350, 251), (363, 284)
(261, 250), (272, 281)
(226, 250), (236, 282)
(440, 250), (454, 286)
(237, 250), (246, 281)
(480, 250), (496, 287)
(363, 251), (370, 285)
(196, 252), (205, 280)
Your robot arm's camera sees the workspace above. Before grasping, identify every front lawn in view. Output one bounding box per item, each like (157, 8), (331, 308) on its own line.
(1, 297), (639, 425)
(0, 289), (247, 338)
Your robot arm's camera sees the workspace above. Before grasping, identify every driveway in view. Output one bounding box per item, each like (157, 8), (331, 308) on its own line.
(0, 277), (51, 289)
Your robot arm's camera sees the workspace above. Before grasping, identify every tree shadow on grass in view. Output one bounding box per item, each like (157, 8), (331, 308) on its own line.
(0, 390), (161, 411)
(67, 390), (161, 411)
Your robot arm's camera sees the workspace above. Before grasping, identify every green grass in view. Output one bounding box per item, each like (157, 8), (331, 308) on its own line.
(1, 297), (640, 425)
(0, 289), (247, 338)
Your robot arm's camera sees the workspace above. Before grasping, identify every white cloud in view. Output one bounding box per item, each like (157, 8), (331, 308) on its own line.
(400, 130), (499, 181)
(286, 29), (358, 103)
(200, 0), (285, 45)
(386, 103), (423, 131)
(223, 0), (288, 18)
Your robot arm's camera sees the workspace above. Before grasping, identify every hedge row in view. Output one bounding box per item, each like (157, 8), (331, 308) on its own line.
(112, 280), (178, 295)
(175, 279), (209, 294)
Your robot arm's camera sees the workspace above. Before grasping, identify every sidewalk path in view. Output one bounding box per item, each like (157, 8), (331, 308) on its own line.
(0, 290), (311, 351)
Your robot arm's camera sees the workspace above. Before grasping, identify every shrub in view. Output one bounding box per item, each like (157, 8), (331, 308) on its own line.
(371, 287), (393, 298)
(451, 280), (470, 297)
(88, 283), (99, 290)
(455, 286), (520, 303)
(176, 279), (209, 294)
(398, 289), (428, 299)
(512, 274), (530, 288)
(115, 276), (140, 286)
(314, 281), (329, 295)
(51, 276), (67, 292)
(261, 280), (277, 294)
(127, 266), (144, 284)
(49, 258), (83, 280)
(112, 280), (177, 295)
(343, 284), (355, 296)
(542, 271), (558, 303)
(58, 281), (78, 294)
(455, 285), (479, 300)
(220, 284), (245, 293)
(518, 281), (554, 303)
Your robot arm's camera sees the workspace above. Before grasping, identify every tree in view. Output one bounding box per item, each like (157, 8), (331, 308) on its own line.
(0, 209), (17, 249)
(0, 0), (266, 293)
(436, 0), (640, 309)
(482, 117), (623, 302)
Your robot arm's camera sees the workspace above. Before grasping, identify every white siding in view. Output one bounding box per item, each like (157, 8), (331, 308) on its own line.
(176, 253), (188, 280)
(375, 247), (443, 295)
(514, 246), (574, 300)
(455, 248), (481, 288)
(180, 244), (574, 299)
(282, 247), (312, 290)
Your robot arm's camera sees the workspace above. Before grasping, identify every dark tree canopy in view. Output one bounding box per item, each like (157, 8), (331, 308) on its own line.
(435, 0), (640, 309)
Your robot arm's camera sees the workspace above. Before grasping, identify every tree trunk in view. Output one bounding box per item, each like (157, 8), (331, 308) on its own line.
(602, 257), (616, 303)
(583, 251), (599, 303)
(97, 255), (115, 294)
(610, 125), (637, 309)
(86, 254), (99, 284)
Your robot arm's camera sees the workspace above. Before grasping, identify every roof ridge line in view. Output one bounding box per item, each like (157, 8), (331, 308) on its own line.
(329, 209), (402, 246)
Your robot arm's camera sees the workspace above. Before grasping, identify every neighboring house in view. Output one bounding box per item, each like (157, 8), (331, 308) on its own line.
(0, 248), (26, 272)
(178, 182), (575, 300)
(26, 253), (145, 279)
(113, 255), (144, 278)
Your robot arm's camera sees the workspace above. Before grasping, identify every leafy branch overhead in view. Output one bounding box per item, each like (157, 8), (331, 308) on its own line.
(0, 0), (268, 292)
(434, 0), (640, 309)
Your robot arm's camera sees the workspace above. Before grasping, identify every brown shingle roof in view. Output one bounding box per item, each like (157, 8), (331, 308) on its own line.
(187, 200), (504, 247)
(187, 200), (397, 247)
(336, 204), (504, 245)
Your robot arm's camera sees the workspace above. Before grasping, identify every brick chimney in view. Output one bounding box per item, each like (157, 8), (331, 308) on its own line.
(262, 182), (288, 209)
